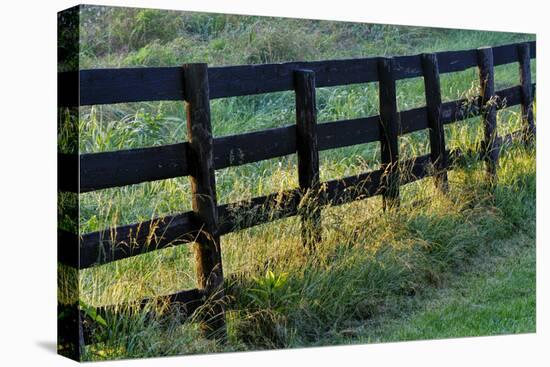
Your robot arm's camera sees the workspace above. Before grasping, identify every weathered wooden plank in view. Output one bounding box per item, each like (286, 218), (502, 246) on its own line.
(500, 129), (525, 146)
(317, 116), (380, 150)
(492, 43), (519, 66)
(58, 153), (78, 193)
(477, 47), (499, 181)
(58, 228), (79, 268)
(422, 53), (448, 192)
(79, 67), (184, 106)
(79, 210), (197, 269)
(394, 49), (477, 79)
(294, 69), (321, 249)
(394, 54), (423, 79)
(217, 189), (301, 236)
(321, 169), (383, 207)
(437, 49), (477, 74)
(400, 153), (435, 184)
(80, 143), (189, 193)
(183, 63), (226, 338)
(395, 41), (536, 79)
(439, 85), (524, 125)
(213, 125), (296, 169)
(440, 97), (479, 124)
(399, 106), (429, 134)
(65, 41), (535, 107)
(378, 57), (401, 209)
(57, 71), (79, 107)
(75, 58), (379, 106)
(517, 43), (535, 142)
(209, 58), (380, 99)
(495, 85), (522, 108)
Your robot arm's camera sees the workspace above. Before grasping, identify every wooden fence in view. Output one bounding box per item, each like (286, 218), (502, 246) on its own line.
(58, 41), (536, 342)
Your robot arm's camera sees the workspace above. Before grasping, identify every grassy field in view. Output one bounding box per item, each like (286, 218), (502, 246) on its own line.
(365, 236), (535, 342)
(58, 6), (536, 361)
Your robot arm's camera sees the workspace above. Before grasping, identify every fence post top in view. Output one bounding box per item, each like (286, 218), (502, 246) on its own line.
(378, 56), (396, 71)
(421, 52), (437, 59)
(293, 68), (315, 75)
(182, 62), (209, 69)
(517, 42), (530, 51)
(477, 46), (493, 52)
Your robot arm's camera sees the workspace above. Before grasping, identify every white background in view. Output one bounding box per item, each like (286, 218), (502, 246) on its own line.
(0, 0), (547, 365)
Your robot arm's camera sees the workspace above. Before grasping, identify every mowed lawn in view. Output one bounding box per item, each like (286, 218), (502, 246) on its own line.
(359, 235), (535, 343)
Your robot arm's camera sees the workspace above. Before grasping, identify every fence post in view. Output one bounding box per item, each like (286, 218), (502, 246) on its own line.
(422, 53), (449, 193)
(378, 57), (400, 210)
(294, 69), (321, 249)
(517, 42), (535, 144)
(182, 63), (226, 340)
(477, 47), (499, 184)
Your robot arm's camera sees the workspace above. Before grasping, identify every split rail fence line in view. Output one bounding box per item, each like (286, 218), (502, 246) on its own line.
(58, 41), (536, 342)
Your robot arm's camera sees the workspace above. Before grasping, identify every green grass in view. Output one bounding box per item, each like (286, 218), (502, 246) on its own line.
(396, 243), (535, 339)
(349, 234), (535, 343)
(56, 5), (537, 361)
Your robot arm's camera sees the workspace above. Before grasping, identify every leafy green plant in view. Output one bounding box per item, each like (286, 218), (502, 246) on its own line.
(80, 300), (108, 328)
(246, 270), (297, 312)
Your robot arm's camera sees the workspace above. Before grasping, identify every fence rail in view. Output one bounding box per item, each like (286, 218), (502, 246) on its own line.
(58, 41), (535, 106)
(58, 41), (536, 342)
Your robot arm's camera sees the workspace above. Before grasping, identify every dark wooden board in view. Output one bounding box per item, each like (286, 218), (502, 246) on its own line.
(321, 169), (383, 207)
(393, 54), (423, 79)
(518, 43), (535, 140)
(58, 228), (79, 268)
(217, 189), (301, 236)
(63, 42), (535, 106)
(183, 63), (226, 337)
(400, 106), (429, 134)
(440, 85), (525, 125)
(208, 57), (379, 99)
(437, 49), (477, 74)
(80, 143), (189, 193)
(58, 153), (78, 193)
(400, 153), (433, 184)
(378, 57), (401, 209)
(317, 116), (379, 150)
(57, 71), (79, 107)
(500, 129), (525, 146)
(422, 53), (448, 191)
(294, 69), (322, 248)
(79, 211), (197, 269)
(213, 125), (296, 169)
(74, 58), (379, 106)
(478, 47), (499, 179)
(78, 67), (184, 106)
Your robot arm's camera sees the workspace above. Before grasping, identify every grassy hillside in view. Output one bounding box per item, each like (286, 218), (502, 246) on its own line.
(64, 6), (536, 360)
